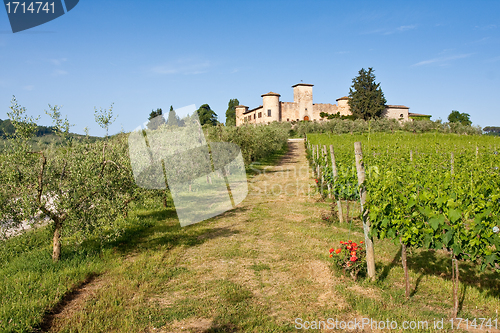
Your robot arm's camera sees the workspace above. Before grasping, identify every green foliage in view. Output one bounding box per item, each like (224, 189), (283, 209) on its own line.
(7, 96), (39, 140)
(0, 118), (15, 137)
(148, 108), (166, 130)
(409, 115), (432, 121)
(165, 105), (185, 127)
(319, 111), (356, 121)
(196, 104), (218, 126)
(225, 98), (239, 127)
(308, 132), (500, 272)
(94, 103), (117, 137)
(329, 240), (366, 279)
(448, 110), (472, 126)
(1, 99), (138, 261)
(294, 117), (482, 138)
(148, 108), (163, 121)
(483, 126), (500, 136)
(204, 122), (289, 164)
(348, 68), (387, 120)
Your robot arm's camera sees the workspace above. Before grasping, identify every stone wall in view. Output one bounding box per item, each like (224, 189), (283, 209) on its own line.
(313, 103), (338, 120)
(281, 102), (299, 122)
(382, 106), (409, 121)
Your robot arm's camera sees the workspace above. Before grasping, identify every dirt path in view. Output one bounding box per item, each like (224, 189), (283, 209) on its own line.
(159, 139), (349, 331)
(47, 139), (355, 332)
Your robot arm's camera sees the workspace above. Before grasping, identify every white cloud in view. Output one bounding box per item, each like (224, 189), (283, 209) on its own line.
(149, 59), (210, 75)
(52, 69), (68, 76)
(474, 24), (497, 30)
(395, 25), (417, 32)
(362, 25), (417, 35)
(50, 58), (67, 66)
(411, 53), (474, 67)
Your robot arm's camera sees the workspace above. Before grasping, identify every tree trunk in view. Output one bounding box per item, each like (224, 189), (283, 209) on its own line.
(52, 221), (62, 262)
(345, 200), (350, 224)
(163, 189), (169, 207)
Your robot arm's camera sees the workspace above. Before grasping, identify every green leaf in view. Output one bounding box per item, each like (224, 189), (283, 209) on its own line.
(448, 209), (461, 223)
(443, 229), (454, 246)
(451, 244), (461, 255)
(424, 234), (433, 248)
(485, 254), (497, 265)
(428, 216), (444, 231)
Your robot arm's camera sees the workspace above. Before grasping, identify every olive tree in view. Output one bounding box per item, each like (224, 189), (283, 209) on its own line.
(0, 97), (136, 261)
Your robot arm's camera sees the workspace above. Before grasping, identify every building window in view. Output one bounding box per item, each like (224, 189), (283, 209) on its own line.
(258, 112), (262, 118)
(253, 114), (255, 119)
(287, 118), (289, 122)
(268, 109), (271, 117)
(400, 114), (404, 118)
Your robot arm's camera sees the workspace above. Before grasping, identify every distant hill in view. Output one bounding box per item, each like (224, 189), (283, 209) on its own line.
(0, 118), (60, 138)
(0, 118), (103, 151)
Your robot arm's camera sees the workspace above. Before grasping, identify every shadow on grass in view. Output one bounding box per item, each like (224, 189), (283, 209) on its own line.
(408, 249), (500, 298)
(106, 205), (244, 255)
(377, 247), (500, 299)
(33, 273), (100, 333)
(377, 246), (402, 282)
(246, 146), (289, 177)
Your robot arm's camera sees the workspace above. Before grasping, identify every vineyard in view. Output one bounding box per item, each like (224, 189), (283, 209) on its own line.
(307, 132), (500, 318)
(1, 99), (500, 331)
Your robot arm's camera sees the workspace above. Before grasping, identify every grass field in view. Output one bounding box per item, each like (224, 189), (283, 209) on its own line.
(1, 139), (499, 332)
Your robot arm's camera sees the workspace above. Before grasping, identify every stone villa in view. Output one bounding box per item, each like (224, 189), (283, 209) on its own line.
(235, 83), (429, 126)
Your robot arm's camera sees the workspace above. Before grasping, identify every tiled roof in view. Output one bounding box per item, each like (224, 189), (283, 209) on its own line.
(245, 105), (263, 114)
(261, 92), (281, 97)
(336, 96), (349, 101)
(409, 112), (431, 116)
(291, 83), (314, 87)
(386, 105), (409, 109)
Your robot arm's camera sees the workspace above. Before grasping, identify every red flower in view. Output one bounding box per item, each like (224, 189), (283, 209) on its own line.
(352, 243), (357, 247)
(340, 241), (344, 244)
(329, 248), (334, 253)
(350, 251), (356, 256)
(329, 254), (333, 257)
(335, 248), (341, 254)
(350, 256), (358, 262)
(348, 240), (352, 243)
(360, 241), (364, 244)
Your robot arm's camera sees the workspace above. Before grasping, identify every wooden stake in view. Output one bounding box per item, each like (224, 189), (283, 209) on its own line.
(354, 141), (376, 280)
(401, 241), (410, 299)
(329, 145), (344, 223)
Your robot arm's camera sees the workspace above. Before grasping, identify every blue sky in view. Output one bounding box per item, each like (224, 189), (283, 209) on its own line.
(1, 0), (499, 136)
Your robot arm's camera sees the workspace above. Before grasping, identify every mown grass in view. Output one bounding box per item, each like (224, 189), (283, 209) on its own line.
(1, 140), (499, 332)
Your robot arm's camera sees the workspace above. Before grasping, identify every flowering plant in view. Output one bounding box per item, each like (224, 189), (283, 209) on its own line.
(329, 240), (366, 279)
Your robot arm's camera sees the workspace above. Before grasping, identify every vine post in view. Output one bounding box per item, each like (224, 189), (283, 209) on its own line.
(329, 145), (344, 223)
(316, 144), (320, 179)
(354, 141), (376, 279)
